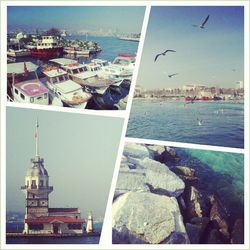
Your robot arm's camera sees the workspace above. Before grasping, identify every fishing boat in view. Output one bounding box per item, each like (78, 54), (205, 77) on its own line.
(117, 34), (140, 42)
(7, 48), (31, 57)
(41, 66), (92, 108)
(30, 36), (63, 57)
(7, 62), (49, 105)
(49, 58), (113, 95)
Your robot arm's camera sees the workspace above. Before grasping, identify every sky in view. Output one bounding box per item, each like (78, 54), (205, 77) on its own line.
(137, 6), (244, 89)
(6, 107), (124, 221)
(7, 6), (145, 34)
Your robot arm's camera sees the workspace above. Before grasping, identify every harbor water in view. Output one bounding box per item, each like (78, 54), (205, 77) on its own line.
(127, 99), (244, 148)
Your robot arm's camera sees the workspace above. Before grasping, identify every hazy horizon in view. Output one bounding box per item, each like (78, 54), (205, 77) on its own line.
(6, 107), (123, 220)
(137, 6), (244, 89)
(7, 6), (145, 34)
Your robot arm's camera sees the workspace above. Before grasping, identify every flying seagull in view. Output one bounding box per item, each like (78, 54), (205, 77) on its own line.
(154, 49), (176, 62)
(193, 15), (210, 29)
(168, 73), (178, 78)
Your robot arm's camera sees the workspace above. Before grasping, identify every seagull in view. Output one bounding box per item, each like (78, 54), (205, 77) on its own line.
(154, 49), (176, 62)
(193, 15), (210, 29)
(197, 118), (203, 126)
(168, 73), (178, 78)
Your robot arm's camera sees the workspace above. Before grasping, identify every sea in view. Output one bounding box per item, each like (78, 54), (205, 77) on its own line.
(6, 222), (102, 244)
(173, 148), (244, 224)
(127, 99), (244, 148)
(10, 35), (139, 110)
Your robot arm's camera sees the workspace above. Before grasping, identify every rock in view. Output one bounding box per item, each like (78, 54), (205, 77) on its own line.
(209, 194), (230, 238)
(185, 223), (202, 244)
(174, 166), (195, 177)
(112, 191), (189, 244)
(146, 145), (179, 163)
(185, 186), (203, 220)
(178, 175), (199, 187)
(206, 228), (225, 244)
(141, 158), (185, 197)
(124, 143), (151, 159)
(231, 219), (244, 244)
(114, 171), (149, 199)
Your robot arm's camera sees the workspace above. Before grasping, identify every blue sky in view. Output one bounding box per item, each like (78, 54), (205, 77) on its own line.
(137, 6), (244, 89)
(8, 6), (145, 33)
(6, 107), (123, 220)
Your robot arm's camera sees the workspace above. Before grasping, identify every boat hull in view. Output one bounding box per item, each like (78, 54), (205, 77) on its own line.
(30, 47), (63, 56)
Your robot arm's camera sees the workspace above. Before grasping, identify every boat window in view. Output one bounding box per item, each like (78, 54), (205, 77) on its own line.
(78, 68), (83, 73)
(72, 69), (78, 74)
(20, 93), (25, 100)
(14, 88), (18, 94)
(58, 76), (64, 82)
(36, 96), (42, 100)
(64, 75), (69, 80)
(50, 77), (57, 84)
(58, 92), (61, 96)
(30, 97), (34, 103)
(44, 93), (47, 99)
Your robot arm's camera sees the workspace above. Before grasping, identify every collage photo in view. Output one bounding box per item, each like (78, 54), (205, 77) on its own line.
(0, 1), (249, 250)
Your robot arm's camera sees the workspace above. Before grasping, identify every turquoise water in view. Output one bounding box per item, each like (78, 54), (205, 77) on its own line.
(127, 99), (244, 148)
(175, 148), (244, 220)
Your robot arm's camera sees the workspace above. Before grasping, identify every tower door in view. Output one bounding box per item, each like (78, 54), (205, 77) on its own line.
(53, 224), (59, 234)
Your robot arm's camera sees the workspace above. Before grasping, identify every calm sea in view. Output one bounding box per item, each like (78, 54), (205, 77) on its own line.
(12, 35), (139, 110)
(6, 222), (102, 244)
(127, 99), (244, 148)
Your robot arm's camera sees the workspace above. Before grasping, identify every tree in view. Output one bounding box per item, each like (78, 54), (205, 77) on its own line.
(43, 28), (61, 37)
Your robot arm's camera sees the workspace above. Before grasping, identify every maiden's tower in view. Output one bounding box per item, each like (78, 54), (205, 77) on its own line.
(21, 120), (84, 235)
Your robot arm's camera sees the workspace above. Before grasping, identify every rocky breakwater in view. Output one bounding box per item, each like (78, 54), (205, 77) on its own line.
(112, 143), (189, 244)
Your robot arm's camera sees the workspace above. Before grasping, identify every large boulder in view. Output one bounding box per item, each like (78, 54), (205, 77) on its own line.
(114, 171), (149, 199)
(124, 142), (151, 159)
(112, 191), (189, 244)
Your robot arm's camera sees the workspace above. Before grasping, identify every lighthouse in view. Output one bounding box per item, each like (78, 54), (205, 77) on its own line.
(21, 120), (84, 235)
(86, 213), (94, 233)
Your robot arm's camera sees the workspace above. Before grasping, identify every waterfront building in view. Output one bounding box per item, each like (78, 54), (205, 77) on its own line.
(21, 120), (84, 235)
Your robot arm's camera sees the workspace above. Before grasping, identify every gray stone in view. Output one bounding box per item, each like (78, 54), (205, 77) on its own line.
(174, 166), (195, 177)
(186, 223), (202, 244)
(114, 171), (149, 199)
(112, 191), (188, 244)
(123, 143), (151, 159)
(231, 219), (244, 244)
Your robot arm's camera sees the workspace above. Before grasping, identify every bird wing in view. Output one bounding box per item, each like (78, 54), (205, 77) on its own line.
(163, 49), (176, 54)
(202, 15), (210, 26)
(154, 54), (161, 62)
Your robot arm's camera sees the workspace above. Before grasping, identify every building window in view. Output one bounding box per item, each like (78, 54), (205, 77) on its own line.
(39, 180), (44, 187)
(68, 223), (82, 230)
(31, 180), (36, 189)
(29, 224), (44, 230)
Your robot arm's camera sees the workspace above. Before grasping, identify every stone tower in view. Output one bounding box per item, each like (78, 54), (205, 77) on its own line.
(21, 120), (53, 226)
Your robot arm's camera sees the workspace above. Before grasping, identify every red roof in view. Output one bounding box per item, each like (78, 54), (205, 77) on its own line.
(25, 216), (84, 224)
(48, 208), (79, 213)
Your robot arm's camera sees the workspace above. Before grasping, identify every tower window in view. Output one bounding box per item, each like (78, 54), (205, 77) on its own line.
(39, 180), (44, 187)
(31, 180), (37, 188)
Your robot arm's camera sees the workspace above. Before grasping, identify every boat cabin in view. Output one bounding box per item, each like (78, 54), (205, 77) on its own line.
(7, 62), (49, 104)
(91, 59), (110, 67)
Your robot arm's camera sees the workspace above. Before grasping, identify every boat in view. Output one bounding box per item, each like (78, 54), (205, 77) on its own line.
(7, 62), (49, 105)
(7, 48), (31, 57)
(63, 47), (90, 56)
(185, 96), (213, 101)
(118, 34), (140, 42)
(41, 66), (92, 108)
(94, 54), (136, 86)
(7, 42), (31, 57)
(30, 36), (63, 57)
(49, 58), (113, 95)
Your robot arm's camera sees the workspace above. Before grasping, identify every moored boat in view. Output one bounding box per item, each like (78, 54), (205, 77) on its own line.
(49, 58), (113, 95)
(30, 36), (63, 57)
(7, 62), (49, 105)
(41, 66), (92, 108)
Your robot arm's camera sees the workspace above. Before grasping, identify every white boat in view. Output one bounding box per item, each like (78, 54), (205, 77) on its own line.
(7, 48), (31, 57)
(92, 54), (135, 87)
(118, 34), (140, 42)
(49, 58), (113, 95)
(41, 66), (92, 108)
(7, 62), (49, 105)
(63, 47), (90, 56)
